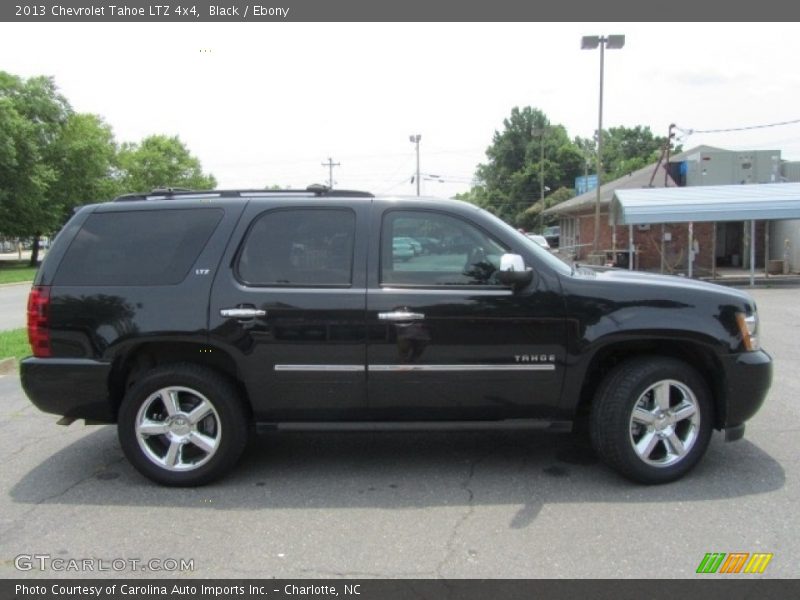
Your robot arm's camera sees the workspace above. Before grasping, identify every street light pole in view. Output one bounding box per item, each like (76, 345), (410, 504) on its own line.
(595, 40), (604, 254)
(409, 134), (421, 196)
(582, 34), (625, 256)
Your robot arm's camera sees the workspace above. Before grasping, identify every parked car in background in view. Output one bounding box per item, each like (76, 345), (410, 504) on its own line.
(543, 225), (560, 248)
(526, 234), (550, 249)
(395, 236), (422, 255)
(415, 237), (442, 254)
(392, 239), (414, 261)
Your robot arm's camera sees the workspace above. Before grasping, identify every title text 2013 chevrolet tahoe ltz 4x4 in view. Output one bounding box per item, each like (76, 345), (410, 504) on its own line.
(21, 188), (772, 486)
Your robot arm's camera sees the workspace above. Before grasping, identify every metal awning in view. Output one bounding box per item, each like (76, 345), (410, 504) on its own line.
(611, 182), (800, 225)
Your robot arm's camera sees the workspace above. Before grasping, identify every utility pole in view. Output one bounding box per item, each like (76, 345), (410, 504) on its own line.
(662, 124), (676, 275)
(321, 157), (340, 189)
(409, 134), (421, 196)
(532, 127), (549, 231)
(665, 124), (676, 187)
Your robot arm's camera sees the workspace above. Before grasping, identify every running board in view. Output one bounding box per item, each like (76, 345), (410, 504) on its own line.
(256, 419), (572, 434)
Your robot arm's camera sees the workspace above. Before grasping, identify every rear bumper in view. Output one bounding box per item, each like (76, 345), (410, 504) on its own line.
(20, 357), (115, 422)
(720, 349), (772, 434)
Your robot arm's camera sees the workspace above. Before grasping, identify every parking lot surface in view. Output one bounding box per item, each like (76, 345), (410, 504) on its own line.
(0, 287), (797, 579)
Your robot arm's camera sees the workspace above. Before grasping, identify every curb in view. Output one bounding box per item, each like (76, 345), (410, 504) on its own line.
(0, 281), (33, 288)
(0, 357), (16, 374)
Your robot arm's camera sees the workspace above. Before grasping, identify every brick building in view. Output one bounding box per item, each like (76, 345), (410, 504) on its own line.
(544, 146), (778, 276)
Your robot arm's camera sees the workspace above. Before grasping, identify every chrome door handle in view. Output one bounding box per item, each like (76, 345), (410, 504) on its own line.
(220, 308), (266, 318)
(378, 311), (425, 321)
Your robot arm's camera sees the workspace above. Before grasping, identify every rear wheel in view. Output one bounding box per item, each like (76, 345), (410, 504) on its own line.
(590, 357), (713, 484)
(118, 364), (249, 486)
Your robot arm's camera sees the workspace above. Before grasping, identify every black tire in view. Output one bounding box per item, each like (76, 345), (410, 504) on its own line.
(118, 363), (249, 486)
(590, 357), (713, 484)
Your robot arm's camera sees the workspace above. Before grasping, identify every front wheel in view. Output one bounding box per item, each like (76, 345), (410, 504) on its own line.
(118, 364), (249, 486)
(590, 357), (714, 484)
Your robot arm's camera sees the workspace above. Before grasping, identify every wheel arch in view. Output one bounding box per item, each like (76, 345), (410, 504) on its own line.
(574, 338), (727, 430)
(108, 340), (249, 421)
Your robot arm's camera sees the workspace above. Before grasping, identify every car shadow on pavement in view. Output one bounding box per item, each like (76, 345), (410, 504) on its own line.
(9, 425), (785, 529)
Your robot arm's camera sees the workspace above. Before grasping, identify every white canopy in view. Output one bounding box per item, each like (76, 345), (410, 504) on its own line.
(611, 182), (800, 225)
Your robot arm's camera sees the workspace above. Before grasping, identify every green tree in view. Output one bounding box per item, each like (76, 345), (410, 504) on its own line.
(517, 186), (575, 231)
(463, 113), (682, 228)
(117, 135), (216, 193)
(0, 72), (71, 265)
(47, 113), (120, 222)
(463, 107), (585, 223)
(0, 72), (217, 265)
(454, 185), (493, 212)
(574, 125), (679, 183)
(573, 135), (596, 179)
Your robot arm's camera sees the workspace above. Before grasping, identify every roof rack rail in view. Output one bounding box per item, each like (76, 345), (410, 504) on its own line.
(112, 185), (373, 202)
(151, 187), (194, 194)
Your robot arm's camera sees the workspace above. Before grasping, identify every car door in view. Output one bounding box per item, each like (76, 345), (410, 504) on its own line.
(366, 206), (566, 421)
(209, 200), (368, 421)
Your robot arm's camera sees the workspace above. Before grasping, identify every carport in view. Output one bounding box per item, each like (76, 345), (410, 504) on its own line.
(610, 182), (800, 286)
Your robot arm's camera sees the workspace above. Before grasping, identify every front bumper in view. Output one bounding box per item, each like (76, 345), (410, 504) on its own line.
(20, 357), (115, 422)
(719, 349), (772, 433)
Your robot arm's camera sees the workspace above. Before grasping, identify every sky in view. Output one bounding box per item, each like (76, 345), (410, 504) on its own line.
(2, 22), (799, 198)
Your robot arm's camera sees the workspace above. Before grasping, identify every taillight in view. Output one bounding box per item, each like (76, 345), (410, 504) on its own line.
(27, 285), (51, 358)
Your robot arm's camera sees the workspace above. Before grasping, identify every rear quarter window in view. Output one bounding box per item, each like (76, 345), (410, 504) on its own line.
(54, 208), (223, 286)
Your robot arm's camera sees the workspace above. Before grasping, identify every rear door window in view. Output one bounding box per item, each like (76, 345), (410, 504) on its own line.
(236, 208), (356, 286)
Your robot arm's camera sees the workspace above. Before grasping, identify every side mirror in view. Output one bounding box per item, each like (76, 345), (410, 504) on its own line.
(496, 253), (533, 288)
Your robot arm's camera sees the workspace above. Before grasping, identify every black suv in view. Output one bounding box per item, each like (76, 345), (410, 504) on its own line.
(22, 188), (772, 486)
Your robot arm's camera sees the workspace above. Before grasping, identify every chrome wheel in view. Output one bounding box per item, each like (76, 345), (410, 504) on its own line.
(134, 386), (221, 472)
(628, 379), (700, 468)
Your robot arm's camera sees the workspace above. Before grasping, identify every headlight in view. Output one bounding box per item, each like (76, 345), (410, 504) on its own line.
(736, 311), (759, 351)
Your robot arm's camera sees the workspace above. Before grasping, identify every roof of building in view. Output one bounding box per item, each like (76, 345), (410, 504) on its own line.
(543, 145), (726, 216)
(611, 181), (800, 224)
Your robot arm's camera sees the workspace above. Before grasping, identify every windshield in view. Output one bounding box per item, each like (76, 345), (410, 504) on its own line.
(477, 208), (573, 276)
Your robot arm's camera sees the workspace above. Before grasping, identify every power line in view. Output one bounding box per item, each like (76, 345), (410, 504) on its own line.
(421, 173), (475, 183)
(377, 175), (417, 194)
(371, 154), (417, 193)
(676, 118), (800, 136)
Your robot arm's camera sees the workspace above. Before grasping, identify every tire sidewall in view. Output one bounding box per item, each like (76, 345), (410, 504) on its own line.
(118, 365), (247, 486)
(592, 358), (714, 484)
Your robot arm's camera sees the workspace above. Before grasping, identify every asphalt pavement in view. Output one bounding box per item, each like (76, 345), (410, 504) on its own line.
(0, 287), (797, 578)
